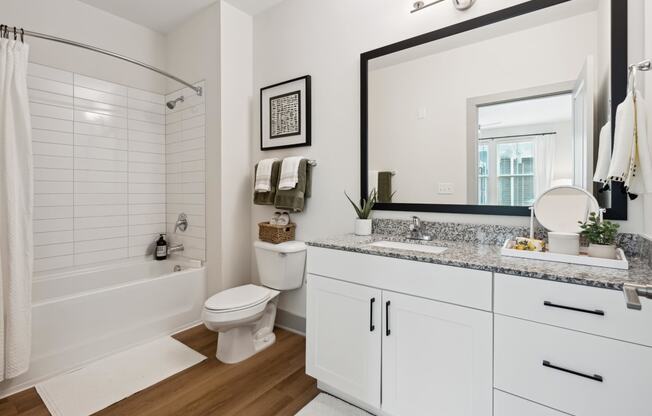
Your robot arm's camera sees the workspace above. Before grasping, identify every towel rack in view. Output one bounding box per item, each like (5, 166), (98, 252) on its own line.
(629, 59), (651, 72)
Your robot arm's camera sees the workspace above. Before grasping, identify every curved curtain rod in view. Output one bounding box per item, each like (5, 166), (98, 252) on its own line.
(2, 25), (202, 96)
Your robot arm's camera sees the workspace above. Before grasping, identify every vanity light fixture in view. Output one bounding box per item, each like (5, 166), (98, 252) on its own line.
(411, 0), (476, 13)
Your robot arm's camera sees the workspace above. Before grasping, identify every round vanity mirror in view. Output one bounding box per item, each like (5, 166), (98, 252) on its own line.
(533, 186), (600, 233)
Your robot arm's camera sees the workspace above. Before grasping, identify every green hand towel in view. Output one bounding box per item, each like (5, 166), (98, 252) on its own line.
(275, 159), (311, 212)
(253, 161), (280, 205)
(378, 171), (393, 203)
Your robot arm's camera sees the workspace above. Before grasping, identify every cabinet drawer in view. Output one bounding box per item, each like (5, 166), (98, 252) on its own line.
(495, 315), (652, 416)
(307, 246), (492, 311)
(495, 273), (652, 346)
(494, 390), (568, 416)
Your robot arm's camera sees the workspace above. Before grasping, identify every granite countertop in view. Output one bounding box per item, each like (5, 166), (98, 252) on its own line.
(307, 234), (652, 291)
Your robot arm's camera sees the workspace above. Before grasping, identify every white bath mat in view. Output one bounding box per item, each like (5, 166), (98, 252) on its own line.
(296, 393), (372, 416)
(36, 337), (206, 416)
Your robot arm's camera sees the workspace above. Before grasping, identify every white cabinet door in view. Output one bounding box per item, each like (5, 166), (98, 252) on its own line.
(382, 290), (493, 416)
(306, 274), (382, 408)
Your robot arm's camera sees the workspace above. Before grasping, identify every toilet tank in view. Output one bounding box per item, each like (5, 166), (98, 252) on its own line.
(254, 240), (306, 290)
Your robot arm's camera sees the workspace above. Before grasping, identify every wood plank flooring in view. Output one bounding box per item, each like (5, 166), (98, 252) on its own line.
(0, 326), (318, 416)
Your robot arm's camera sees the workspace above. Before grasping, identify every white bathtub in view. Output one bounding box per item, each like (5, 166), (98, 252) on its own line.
(0, 259), (205, 398)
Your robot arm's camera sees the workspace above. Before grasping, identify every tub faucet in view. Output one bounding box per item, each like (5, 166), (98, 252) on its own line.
(407, 216), (433, 241)
(168, 242), (185, 255)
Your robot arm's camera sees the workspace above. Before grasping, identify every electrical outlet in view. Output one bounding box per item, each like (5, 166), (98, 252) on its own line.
(438, 183), (454, 195)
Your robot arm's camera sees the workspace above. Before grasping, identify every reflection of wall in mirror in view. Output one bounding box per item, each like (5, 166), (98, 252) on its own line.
(369, 8), (609, 205)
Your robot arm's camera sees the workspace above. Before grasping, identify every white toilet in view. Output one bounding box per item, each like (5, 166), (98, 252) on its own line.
(202, 240), (306, 364)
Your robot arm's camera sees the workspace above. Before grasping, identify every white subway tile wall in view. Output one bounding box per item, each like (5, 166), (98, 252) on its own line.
(165, 86), (206, 261)
(29, 63), (206, 273)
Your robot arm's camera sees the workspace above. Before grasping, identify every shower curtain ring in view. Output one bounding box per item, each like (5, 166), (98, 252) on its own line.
(13, 27), (17, 41)
(20, 29), (24, 43)
(0, 25), (4, 39)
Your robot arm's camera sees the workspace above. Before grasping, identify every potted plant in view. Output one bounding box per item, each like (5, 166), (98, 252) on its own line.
(345, 189), (377, 236)
(578, 212), (620, 259)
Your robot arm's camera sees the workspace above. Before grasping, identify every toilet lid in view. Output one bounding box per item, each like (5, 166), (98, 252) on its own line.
(204, 284), (271, 311)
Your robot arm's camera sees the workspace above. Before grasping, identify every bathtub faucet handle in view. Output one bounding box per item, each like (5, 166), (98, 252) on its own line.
(175, 213), (188, 233)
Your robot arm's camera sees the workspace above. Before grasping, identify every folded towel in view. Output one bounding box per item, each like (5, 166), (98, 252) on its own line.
(278, 156), (304, 190)
(377, 171), (393, 203)
(255, 158), (278, 193)
(275, 159), (311, 212)
(254, 161), (280, 205)
(593, 122), (611, 184)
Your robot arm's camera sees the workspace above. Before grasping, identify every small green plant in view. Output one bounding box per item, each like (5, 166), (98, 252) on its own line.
(579, 212), (619, 245)
(345, 189), (377, 220)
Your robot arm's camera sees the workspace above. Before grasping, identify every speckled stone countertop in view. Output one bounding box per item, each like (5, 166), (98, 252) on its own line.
(307, 234), (652, 291)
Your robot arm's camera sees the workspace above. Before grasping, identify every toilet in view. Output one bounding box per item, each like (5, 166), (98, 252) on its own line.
(202, 240), (307, 364)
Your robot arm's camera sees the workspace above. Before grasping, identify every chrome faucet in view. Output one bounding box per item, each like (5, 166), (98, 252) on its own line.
(167, 242), (185, 255)
(407, 216), (433, 241)
(175, 213), (188, 233)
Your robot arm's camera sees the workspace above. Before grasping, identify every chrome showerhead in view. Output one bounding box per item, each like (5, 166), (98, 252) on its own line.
(166, 96), (184, 110)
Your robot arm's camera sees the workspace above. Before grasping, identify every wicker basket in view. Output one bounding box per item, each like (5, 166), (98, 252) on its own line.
(258, 222), (296, 244)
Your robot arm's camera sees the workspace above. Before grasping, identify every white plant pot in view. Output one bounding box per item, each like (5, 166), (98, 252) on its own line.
(354, 219), (372, 236)
(587, 243), (617, 259)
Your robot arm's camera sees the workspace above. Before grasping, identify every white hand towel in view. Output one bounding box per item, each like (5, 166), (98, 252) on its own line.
(255, 158), (278, 193)
(593, 122), (612, 184)
(278, 156), (304, 191)
(607, 92), (636, 183)
(629, 94), (651, 194)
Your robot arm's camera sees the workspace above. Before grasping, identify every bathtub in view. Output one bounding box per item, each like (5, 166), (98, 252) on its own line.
(0, 258), (205, 398)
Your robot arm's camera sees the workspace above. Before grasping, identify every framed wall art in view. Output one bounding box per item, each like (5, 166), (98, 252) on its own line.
(260, 75), (311, 150)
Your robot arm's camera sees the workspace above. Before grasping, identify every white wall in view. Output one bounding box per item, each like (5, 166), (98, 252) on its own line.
(29, 63), (167, 273)
(166, 4), (222, 295)
(165, 85), (207, 261)
(3, 0), (167, 93)
(252, 0), (647, 319)
(220, 2), (255, 290)
(369, 12), (595, 204)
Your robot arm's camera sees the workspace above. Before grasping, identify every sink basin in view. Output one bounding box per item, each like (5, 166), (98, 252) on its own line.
(366, 241), (448, 254)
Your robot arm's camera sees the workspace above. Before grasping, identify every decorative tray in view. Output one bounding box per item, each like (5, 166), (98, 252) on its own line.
(501, 239), (629, 270)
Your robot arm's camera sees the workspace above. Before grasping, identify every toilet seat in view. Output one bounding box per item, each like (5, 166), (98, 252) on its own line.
(204, 284), (271, 313)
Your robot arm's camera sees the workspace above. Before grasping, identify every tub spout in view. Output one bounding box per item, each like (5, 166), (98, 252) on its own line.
(168, 243), (184, 255)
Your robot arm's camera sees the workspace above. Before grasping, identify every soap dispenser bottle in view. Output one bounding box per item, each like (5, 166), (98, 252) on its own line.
(155, 234), (168, 261)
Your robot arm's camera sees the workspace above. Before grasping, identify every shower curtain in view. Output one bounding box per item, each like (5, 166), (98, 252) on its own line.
(0, 37), (34, 381)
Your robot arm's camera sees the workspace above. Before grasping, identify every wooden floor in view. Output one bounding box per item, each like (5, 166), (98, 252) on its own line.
(0, 326), (318, 416)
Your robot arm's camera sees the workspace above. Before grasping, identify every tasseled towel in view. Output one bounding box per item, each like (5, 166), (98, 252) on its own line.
(607, 89), (651, 197)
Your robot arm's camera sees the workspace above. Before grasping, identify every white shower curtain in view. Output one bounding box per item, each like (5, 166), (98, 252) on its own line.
(535, 133), (556, 194)
(0, 37), (34, 381)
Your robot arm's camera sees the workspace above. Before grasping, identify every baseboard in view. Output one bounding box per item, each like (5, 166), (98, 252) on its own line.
(275, 309), (306, 335)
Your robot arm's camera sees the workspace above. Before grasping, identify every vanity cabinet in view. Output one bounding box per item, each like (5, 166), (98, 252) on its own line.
(494, 273), (652, 416)
(306, 247), (493, 416)
(305, 275), (382, 408)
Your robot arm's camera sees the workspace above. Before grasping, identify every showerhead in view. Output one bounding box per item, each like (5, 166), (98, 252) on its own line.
(166, 96), (184, 110)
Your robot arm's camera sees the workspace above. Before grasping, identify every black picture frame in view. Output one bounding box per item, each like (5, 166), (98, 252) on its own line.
(260, 75), (312, 151)
(360, 0), (628, 220)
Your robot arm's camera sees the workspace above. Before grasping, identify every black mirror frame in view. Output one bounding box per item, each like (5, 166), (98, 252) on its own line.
(360, 0), (628, 220)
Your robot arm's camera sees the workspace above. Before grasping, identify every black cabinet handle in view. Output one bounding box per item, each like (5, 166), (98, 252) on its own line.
(543, 301), (605, 316)
(370, 298), (375, 332)
(385, 301), (391, 336)
(542, 360), (603, 382)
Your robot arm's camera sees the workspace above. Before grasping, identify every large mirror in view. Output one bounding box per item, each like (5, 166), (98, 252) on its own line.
(361, 0), (628, 218)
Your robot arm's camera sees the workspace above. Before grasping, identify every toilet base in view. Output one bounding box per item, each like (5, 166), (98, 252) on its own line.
(215, 301), (278, 364)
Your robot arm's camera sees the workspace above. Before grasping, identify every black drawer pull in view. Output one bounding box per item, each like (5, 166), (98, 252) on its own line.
(370, 298), (375, 332)
(385, 301), (391, 336)
(543, 301), (605, 316)
(542, 360), (603, 382)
